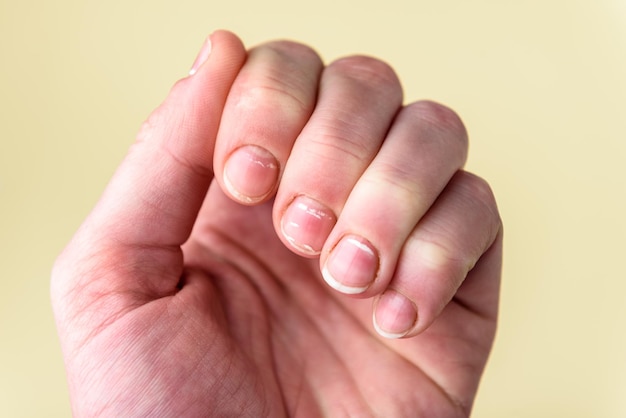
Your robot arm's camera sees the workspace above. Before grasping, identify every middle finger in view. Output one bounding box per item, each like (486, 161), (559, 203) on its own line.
(274, 56), (404, 256)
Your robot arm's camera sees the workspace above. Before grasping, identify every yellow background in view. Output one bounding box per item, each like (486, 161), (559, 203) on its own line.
(1, 0), (625, 416)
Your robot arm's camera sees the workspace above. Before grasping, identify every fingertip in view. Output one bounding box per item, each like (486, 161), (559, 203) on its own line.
(187, 30), (246, 79)
(209, 29), (246, 55)
(189, 36), (212, 76)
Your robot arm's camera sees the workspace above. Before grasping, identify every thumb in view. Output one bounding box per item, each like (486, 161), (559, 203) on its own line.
(51, 31), (245, 341)
(85, 30), (246, 249)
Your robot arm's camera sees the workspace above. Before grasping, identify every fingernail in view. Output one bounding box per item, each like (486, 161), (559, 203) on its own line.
(223, 145), (279, 204)
(281, 196), (336, 256)
(373, 290), (417, 339)
(189, 36), (212, 76)
(322, 235), (378, 294)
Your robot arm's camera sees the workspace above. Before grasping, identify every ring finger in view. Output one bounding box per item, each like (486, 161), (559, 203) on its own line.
(320, 101), (469, 297)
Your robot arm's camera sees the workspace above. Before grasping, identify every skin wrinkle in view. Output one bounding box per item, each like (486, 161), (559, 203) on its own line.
(245, 81), (312, 115)
(312, 96), (394, 141)
(193, 226), (379, 416)
(234, 83), (312, 122)
(451, 230), (503, 321)
(164, 291), (267, 416)
(185, 229), (291, 415)
(189, 225), (291, 308)
(143, 108), (216, 179)
(408, 313), (490, 417)
(200, 248), (302, 415)
(130, 329), (194, 415)
(73, 306), (173, 415)
(306, 130), (374, 165)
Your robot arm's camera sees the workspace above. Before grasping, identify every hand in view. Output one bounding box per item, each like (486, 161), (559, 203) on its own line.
(51, 31), (502, 417)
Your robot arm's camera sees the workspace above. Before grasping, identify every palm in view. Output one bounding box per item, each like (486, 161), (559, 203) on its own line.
(67, 184), (494, 417)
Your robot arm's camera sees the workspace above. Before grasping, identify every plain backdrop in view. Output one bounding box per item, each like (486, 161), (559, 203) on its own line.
(1, 0), (625, 416)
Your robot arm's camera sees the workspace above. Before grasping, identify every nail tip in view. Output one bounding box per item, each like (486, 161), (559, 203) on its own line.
(223, 172), (257, 204)
(372, 316), (409, 339)
(321, 266), (368, 295)
(189, 36), (212, 76)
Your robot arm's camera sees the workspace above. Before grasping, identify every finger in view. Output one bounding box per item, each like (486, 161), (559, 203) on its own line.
(372, 171), (502, 339)
(85, 31), (246, 249)
(273, 56), (404, 256)
(319, 101), (468, 296)
(213, 41), (323, 204)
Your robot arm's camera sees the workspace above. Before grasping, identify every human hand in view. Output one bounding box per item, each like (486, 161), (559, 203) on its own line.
(51, 31), (502, 417)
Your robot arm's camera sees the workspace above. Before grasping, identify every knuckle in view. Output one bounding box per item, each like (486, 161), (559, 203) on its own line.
(233, 44), (322, 117)
(462, 172), (497, 208)
(260, 40), (322, 65)
(240, 81), (310, 116)
(328, 55), (401, 94)
(404, 100), (468, 149)
(230, 79), (309, 129)
(416, 238), (459, 273)
(307, 126), (371, 166)
(367, 157), (419, 195)
(458, 171), (502, 229)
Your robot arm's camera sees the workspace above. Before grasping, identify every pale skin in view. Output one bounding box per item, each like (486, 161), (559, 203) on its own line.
(51, 31), (503, 417)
